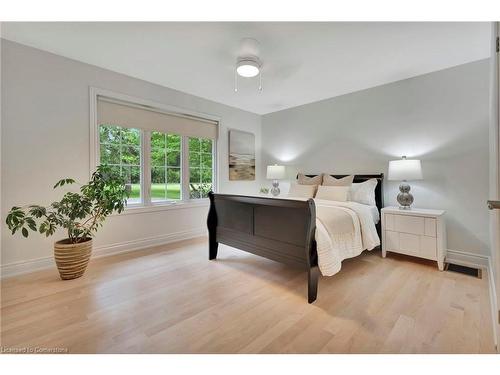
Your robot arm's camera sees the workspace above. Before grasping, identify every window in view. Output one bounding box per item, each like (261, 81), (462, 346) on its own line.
(99, 125), (141, 204)
(189, 137), (213, 199)
(151, 132), (181, 201)
(95, 96), (217, 207)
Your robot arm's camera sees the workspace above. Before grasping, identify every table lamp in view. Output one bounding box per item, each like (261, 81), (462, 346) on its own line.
(388, 156), (423, 209)
(266, 164), (286, 197)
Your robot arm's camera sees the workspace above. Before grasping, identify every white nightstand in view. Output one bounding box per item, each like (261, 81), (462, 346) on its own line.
(381, 206), (446, 270)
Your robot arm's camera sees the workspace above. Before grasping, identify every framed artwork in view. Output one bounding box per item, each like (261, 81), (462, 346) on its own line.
(228, 129), (255, 181)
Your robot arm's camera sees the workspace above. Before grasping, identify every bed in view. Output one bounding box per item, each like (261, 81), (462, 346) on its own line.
(207, 174), (384, 303)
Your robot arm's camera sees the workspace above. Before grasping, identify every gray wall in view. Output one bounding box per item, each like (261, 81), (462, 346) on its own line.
(262, 60), (491, 255)
(1, 40), (262, 266)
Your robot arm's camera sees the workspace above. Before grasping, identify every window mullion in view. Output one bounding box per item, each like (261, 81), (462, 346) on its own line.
(182, 136), (190, 201)
(143, 130), (151, 205)
(212, 139), (217, 193)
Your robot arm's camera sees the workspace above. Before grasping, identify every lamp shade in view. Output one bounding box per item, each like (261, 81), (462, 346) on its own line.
(388, 157), (423, 181)
(266, 165), (286, 180)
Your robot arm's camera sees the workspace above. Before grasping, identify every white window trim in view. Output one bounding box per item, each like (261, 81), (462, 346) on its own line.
(89, 87), (220, 214)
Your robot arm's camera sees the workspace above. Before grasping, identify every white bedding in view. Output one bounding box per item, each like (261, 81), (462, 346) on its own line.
(313, 199), (380, 276)
(368, 205), (380, 224)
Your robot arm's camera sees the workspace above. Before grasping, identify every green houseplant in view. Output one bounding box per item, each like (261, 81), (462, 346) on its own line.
(6, 165), (129, 280)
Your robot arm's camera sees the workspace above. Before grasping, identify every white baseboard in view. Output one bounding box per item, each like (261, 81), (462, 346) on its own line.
(445, 249), (498, 349)
(0, 227), (207, 279)
(445, 248), (490, 269)
(0, 256), (55, 279)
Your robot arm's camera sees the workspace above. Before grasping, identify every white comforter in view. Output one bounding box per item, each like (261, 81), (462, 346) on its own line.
(313, 199), (380, 276)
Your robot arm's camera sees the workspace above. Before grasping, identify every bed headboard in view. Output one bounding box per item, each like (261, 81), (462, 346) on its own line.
(303, 174), (384, 236)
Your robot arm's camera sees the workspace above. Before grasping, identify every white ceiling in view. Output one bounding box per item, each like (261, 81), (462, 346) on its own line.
(2, 22), (491, 114)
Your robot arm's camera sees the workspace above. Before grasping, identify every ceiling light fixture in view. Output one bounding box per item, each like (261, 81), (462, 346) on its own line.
(234, 38), (263, 93)
(236, 56), (261, 78)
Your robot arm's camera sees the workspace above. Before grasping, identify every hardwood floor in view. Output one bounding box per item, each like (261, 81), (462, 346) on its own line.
(1, 237), (496, 353)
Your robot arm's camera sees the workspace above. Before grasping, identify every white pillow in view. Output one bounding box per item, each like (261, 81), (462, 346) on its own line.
(349, 178), (377, 205)
(287, 184), (316, 198)
(315, 185), (349, 202)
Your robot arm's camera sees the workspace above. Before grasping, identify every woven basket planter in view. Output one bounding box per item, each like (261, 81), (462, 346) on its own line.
(54, 238), (92, 280)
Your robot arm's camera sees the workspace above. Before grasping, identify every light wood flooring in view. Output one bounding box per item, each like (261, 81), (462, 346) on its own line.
(1, 237), (496, 353)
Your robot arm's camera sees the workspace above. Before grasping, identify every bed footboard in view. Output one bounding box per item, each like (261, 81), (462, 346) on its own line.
(207, 192), (318, 303)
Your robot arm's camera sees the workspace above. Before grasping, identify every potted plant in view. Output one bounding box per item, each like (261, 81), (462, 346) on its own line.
(259, 187), (270, 195)
(5, 165), (129, 280)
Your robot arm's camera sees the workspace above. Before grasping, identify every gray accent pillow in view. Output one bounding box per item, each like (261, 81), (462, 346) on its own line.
(297, 173), (322, 185)
(322, 174), (354, 186)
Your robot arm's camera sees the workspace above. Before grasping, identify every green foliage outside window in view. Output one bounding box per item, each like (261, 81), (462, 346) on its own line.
(189, 137), (213, 199)
(98, 125), (214, 202)
(99, 125), (141, 201)
(150, 132), (181, 200)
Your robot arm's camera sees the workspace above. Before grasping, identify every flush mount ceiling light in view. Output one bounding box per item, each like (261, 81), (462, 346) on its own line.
(234, 38), (263, 93)
(236, 56), (261, 78)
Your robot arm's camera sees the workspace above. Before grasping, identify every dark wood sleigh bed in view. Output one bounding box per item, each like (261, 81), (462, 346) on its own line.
(207, 174), (384, 303)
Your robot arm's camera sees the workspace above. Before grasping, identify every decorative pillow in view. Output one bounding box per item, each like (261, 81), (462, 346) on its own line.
(315, 185), (349, 202)
(349, 178), (378, 206)
(287, 184), (317, 198)
(322, 174), (354, 186)
(297, 173), (322, 186)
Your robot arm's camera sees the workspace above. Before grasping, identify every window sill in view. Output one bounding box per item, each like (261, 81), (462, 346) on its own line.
(112, 199), (209, 216)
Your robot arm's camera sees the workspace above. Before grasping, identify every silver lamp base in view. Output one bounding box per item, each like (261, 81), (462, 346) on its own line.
(397, 181), (414, 209)
(270, 180), (280, 197)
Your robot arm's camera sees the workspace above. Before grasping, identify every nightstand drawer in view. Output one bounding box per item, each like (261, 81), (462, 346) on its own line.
(394, 215), (425, 235)
(400, 233), (420, 253)
(384, 230), (437, 260)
